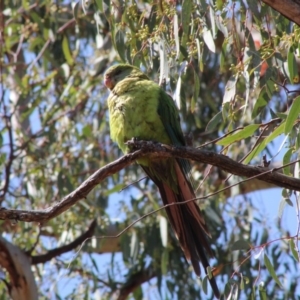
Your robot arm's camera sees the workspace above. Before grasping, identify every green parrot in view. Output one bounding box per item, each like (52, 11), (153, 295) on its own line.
(104, 64), (220, 298)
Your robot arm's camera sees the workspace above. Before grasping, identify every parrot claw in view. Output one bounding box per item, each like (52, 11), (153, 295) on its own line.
(126, 139), (165, 153)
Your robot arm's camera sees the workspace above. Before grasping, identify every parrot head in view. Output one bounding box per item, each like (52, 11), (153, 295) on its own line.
(104, 64), (149, 90)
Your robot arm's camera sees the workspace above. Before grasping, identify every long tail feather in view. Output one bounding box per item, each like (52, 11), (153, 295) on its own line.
(142, 162), (220, 299)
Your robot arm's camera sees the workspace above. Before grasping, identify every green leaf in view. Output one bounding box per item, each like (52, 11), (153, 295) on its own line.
(259, 283), (267, 300)
(216, 0), (223, 10)
(252, 86), (268, 119)
(282, 188), (290, 199)
(195, 39), (202, 70)
(0, 153), (6, 166)
(202, 275), (208, 295)
(159, 215), (168, 247)
(133, 285), (143, 300)
(278, 198), (285, 219)
(223, 75), (237, 104)
(296, 133), (300, 150)
(224, 282), (231, 297)
(285, 95), (300, 134)
(82, 124), (92, 137)
(62, 35), (74, 65)
(179, 45), (189, 60)
(72, 1), (80, 21)
(203, 27), (216, 53)
(174, 14), (180, 58)
(192, 70), (200, 112)
(103, 183), (125, 196)
(181, 0), (192, 38)
(243, 69), (250, 114)
(144, 6), (155, 32)
(130, 230), (139, 260)
(220, 40), (227, 73)
(244, 121), (285, 164)
(95, 0), (103, 12)
(30, 11), (43, 29)
(240, 276), (245, 290)
(217, 124), (260, 146)
(89, 253), (100, 272)
(287, 47), (299, 83)
(206, 111), (223, 132)
(250, 285), (256, 300)
(161, 249), (168, 275)
(285, 198), (293, 207)
(263, 253), (282, 288)
(115, 29), (126, 62)
(289, 239), (299, 262)
(282, 148), (294, 175)
(209, 6), (216, 37)
(276, 112), (287, 120)
(232, 239), (250, 251)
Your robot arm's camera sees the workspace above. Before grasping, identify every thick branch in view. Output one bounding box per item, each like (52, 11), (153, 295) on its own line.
(31, 219), (97, 264)
(262, 0), (300, 26)
(0, 149), (139, 222)
(0, 141), (299, 223)
(116, 267), (156, 300)
(0, 237), (38, 300)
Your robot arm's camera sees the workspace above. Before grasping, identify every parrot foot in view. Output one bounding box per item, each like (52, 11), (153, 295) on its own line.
(125, 138), (165, 153)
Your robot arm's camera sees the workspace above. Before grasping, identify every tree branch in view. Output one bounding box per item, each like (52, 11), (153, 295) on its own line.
(262, 0), (300, 26)
(0, 237), (38, 300)
(116, 267), (157, 300)
(30, 219), (97, 264)
(0, 141), (299, 223)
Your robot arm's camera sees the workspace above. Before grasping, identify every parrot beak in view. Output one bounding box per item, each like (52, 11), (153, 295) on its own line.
(104, 75), (114, 90)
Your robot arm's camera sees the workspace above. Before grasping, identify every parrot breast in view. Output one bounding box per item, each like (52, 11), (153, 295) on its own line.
(107, 79), (171, 160)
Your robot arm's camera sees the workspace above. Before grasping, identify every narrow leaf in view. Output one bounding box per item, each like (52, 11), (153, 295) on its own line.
(217, 124), (259, 146)
(259, 283), (267, 300)
(289, 239), (299, 262)
(174, 76), (182, 109)
(196, 38), (202, 71)
(232, 239), (250, 251)
(277, 197), (286, 219)
(243, 69), (250, 114)
(159, 38), (168, 85)
(181, 0), (192, 37)
(161, 249), (168, 275)
(133, 286), (143, 299)
(159, 215), (168, 247)
(220, 40), (227, 73)
(203, 27), (216, 53)
(252, 86), (268, 119)
(244, 121), (285, 164)
(294, 161), (300, 179)
(209, 6), (216, 37)
(263, 253), (282, 288)
(285, 95), (300, 134)
(174, 14), (180, 59)
(192, 70), (200, 112)
(130, 231), (139, 260)
(202, 276), (208, 295)
(240, 276), (245, 290)
(62, 35), (74, 65)
(223, 75), (237, 104)
(115, 30), (126, 62)
(95, 0), (103, 12)
(287, 47), (299, 83)
(206, 111), (222, 132)
(282, 148), (294, 175)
